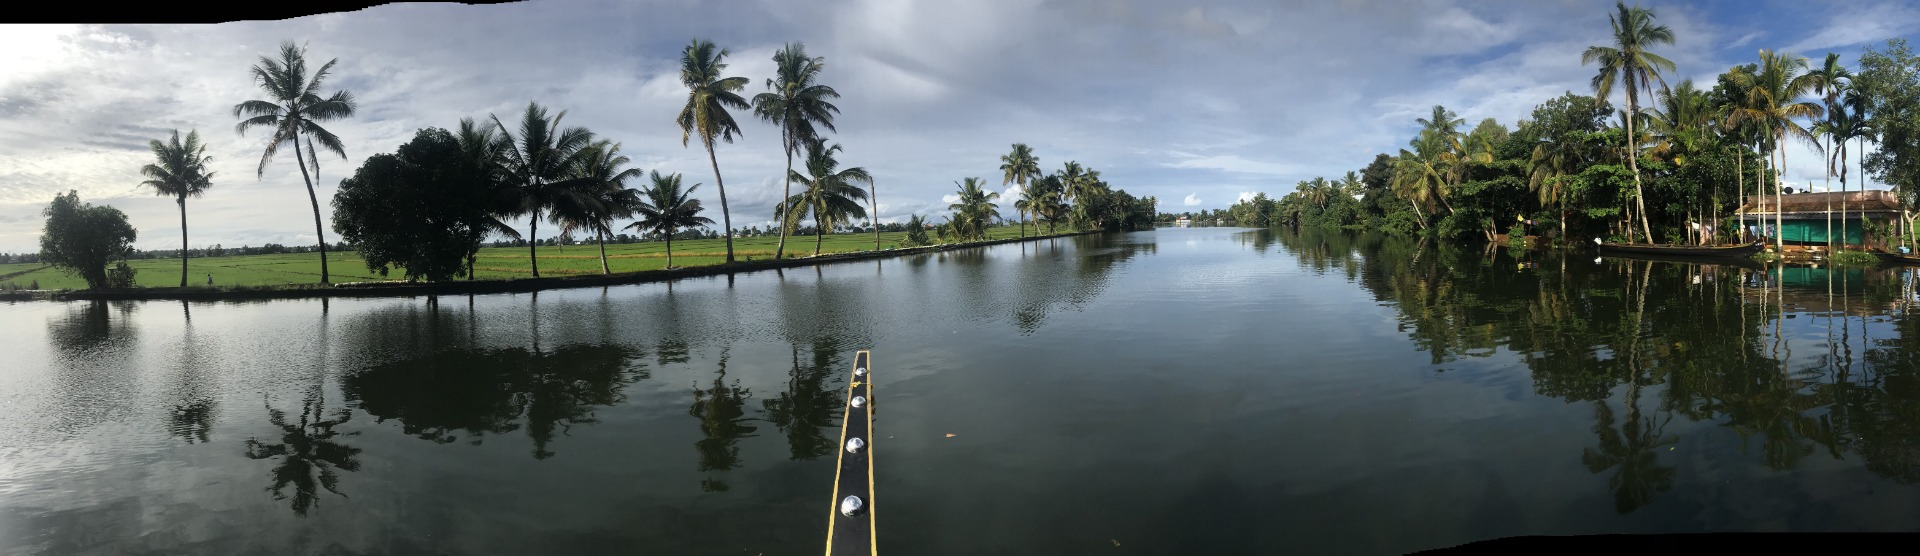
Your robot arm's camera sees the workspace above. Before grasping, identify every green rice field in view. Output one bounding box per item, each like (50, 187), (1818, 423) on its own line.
(0, 225), (1054, 290)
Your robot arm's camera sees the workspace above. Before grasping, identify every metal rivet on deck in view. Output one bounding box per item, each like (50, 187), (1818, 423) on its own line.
(846, 437), (865, 453)
(851, 395), (867, 408)
(841, 495), (864, 516)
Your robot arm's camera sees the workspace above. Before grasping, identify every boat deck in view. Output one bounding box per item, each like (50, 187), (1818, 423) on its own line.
(825, 350), (876, 555)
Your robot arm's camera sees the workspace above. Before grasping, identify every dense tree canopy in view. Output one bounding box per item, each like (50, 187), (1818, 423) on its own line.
(39, 190), (138, 290)
(332, 127), (501, 282)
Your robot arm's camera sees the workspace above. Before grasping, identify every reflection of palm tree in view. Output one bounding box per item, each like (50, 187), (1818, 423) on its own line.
(690, 349), (756, 488)
(1580, 397), (1676, 514)
(763, 340), (843, 460)
(244, 391), (361, 516)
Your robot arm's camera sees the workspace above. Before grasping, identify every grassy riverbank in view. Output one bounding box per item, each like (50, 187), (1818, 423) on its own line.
(0, 224), (1089, 298)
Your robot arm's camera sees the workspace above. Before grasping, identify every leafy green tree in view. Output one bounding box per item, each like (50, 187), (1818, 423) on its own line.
(626, 171), (714, 268)
(39, 190), (138, 290)
(331, 127), (505, 282)
(1583, 1), (1676, 243)
(1859, 39), (1920, 210)
(234, 40), (357, 284)
(490, 102), (598, 278)
(139, 129), (215, 287)
(678, 38), (751, 263)
(752, 42), (840, 260)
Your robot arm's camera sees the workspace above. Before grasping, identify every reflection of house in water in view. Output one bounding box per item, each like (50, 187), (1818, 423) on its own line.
(1739, 265), (1901, 317)
(1736, 190), (1904, 251)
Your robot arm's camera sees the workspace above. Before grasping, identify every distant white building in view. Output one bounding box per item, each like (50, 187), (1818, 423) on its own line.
(1176, 217), (1191, 227)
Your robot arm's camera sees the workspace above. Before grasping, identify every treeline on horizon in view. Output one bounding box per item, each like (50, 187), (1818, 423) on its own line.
(25, 36), (1155, 289)
(1190, 4), (1920, 252)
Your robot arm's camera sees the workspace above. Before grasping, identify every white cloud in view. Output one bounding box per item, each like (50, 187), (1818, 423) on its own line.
(1236, 191), (1258, 204)
(0, 1), (1888, 251)
(1783, 1), (1920, 53)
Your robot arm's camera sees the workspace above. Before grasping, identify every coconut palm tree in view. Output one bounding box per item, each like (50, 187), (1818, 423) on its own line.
(627, 171), (714, 269)
(453, 117), (523, 280)
(139, 129), (215, 287)
(1000, 143), (1041, 237)
(233, 40), (356, 284)
(1029, 174), (1068, 234)
(490, 102), (598, 278)
(1827, 90), (1875, 246)
(1583, 1), (1676, 244)
(551, 141), (645, 274)
(1714, 64), (1765, 243)
(1808, 53), (1851, 250)
(948, 177), (1001, 241)
(678, 38), (751, 264)
(752, 43), (840, 260)
(1729, 49), (1824, 255)
(1416, 104), (1466, 140)
(776, 140), (872, 256)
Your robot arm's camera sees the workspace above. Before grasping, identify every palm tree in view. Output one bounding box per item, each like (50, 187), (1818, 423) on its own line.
(1646, 80), (1720, 243)
(1729, 49), (1824, 255)
(1827, 90), (1875, 247)
(777, 140), (872, 256)
(1715, 64), (1764, 243)
(139, 129), (215, 287)
(752, 43), (840, 260)
(1807, 53), (1850, 250)
(678, 38), (751, 264)
(551, 140), (644, 275)
(233, 40), (356, 284)
(627, 171), (714, 269)
(490, 102), (598, 278)
(454, 117), (523, 280)
(1058, 161), (1085, 205)
(948, 177), (1001, 241)
(1583, 1), (1676, 244)
(1030, 174), (1068, 234)
(1416, 104), (1466, 140)
(1394, 130), (1455, 229)
(1000, 143), (1041, 237)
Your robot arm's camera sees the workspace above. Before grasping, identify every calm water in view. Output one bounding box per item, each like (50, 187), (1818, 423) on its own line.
(6, 228), (1920, 554)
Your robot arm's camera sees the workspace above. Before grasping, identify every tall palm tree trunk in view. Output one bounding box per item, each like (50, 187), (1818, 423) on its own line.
(290, 135), (330, 284)
(1825, 134), (1833, 252)
(776, 140), (793, 259)
(1773, 143), (1784, 255)
(1624, 108), (1650, 243)
(814, 212), (826, 257)
(1738, 149), (1747, 243)
(176, 197), (190, 287)
(528, 211), (541, 277)
(665, 228), (675, 268)
(704, 139), (736, 264)
(871, 177), (879, 251)
(598, 230), (610, 275)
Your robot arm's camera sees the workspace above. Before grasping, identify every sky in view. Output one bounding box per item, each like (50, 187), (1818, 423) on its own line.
(1, 0), (1916, 254)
